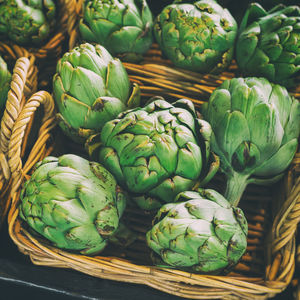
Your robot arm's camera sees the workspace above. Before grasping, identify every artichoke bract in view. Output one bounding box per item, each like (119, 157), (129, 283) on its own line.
(202, 77), (300, 206)
(0, 0), (56, 46)
(79, 0), (153, 62)
(236, 3), (300, 87)
(146, 188), (248, 274)
(53, 43), (140, 143)
(0, 56), (11, 115)
(154, 0), (238, 73)
(88, 97), (219, 210)
(19, 154), (127, 255)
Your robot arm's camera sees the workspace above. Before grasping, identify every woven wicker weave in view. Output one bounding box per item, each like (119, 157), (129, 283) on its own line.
(5, 51), (300, 298)
(0, 47), (37, 228)
(0, 0), (68, 89)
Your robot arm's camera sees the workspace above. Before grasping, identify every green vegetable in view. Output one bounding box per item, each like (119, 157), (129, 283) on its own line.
(154, 0), (238, 73)
(79, 0), (154, 62)
(202, 77), (300, 206)
(146, 188), (248, 274)
(0, 0), (56, 46)
(53, 43), (140, 144)
(19, 154), (127, 255)
(236, 3), (300, 87)
(0, 56), (11, 115)
(87, 97), (219, 210)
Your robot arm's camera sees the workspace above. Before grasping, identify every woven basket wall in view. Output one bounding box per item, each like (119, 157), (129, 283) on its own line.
(0, 0), (69, 90)
(4, 43), (300, 299)
(0, 46), (38, 228)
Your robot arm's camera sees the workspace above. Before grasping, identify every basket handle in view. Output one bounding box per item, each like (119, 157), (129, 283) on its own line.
(65, 0), (83, 50)
(8, 91), (56, 195)
(265, 159), (300, 284)
(0, 57), (32, 181)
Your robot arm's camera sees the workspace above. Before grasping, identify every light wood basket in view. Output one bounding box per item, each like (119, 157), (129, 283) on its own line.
(5, 42), (300, 298)
(6, 3), (300, 297)
(0, 46), (37, 228)
(0, 0), (68, 89)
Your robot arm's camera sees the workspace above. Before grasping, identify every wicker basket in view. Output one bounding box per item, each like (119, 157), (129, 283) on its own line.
(0, 46), (37, 228)
(0, 0), (69, 90)
(4, 1), (298, 298)
(4, 42), (300, 298)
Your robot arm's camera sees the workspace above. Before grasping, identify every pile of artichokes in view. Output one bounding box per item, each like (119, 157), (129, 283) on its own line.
(16, 0), (300, 277)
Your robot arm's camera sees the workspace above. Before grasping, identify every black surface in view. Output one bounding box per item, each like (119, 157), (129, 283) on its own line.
(0, 222), (182, 300)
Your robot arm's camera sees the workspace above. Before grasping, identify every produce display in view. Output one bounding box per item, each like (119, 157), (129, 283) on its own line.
(146, 189), (248, 274)
(0, 56), (11, 115)
(1, 0), (299, 297)
(19, 154), (127, 255)
(202, 77), (300, 206)
(53, 43), (140, 143)
(79, 0), (154, 62)
(0, 0), (56, 46)
(236, 3), (300, 87)
(87, 97), (219, 210)
(154, 0), (238, 73)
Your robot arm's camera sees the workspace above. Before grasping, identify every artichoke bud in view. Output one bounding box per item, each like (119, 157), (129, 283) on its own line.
(236, 2), (300, 87)
(53, 43), (140, 144)
(79, 0), (154, 63)
(146, 188), (248, 274)
(202, 77), (300, 206)
(92, 97), (219, 210)
(0, 0), (56, 46)
(19, 154), (127, 255)
(154, 0), (238, 73)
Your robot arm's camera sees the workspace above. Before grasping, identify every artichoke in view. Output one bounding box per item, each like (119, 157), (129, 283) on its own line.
(146, 188), (248, 274)
(0, 56), (11, 115)
(0, 0), (56, 46)
(236, 3), (300, 87)
(154, 0), (238, 73)
(202, 77), (300, 206)
(79, 0), (154, 62)
(53, 43), (140, 143)
(19, 154), (127, 255)
(87, 97), (219, 210)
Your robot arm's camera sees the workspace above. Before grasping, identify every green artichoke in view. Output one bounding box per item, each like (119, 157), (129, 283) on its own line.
(236, 3), (300, 87)
(0, 56), (11, 115)
(87, 97), (219, 210)
(79, 0), (154, 62)
(0, 0), (56, 46)
(154, 0), (238, 73)
(53, 43), (140, 143)
(19, 154), (127, 255)
(146, 188), (248, 274)
(202, 77), (300, 206)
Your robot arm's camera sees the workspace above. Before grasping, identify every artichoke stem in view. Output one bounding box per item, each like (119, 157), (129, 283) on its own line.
(225, 173), (249, 207)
